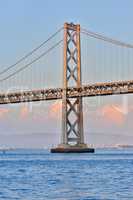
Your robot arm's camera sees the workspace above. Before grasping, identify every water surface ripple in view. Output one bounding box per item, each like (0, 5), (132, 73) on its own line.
(0, 149), (133, 200)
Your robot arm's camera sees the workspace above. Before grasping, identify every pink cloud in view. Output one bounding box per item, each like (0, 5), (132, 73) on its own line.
(98, 104), (125, 126)
(0, 107), (10, 118)
(20, 105), (29, 119)
(49, 101), (62, 119)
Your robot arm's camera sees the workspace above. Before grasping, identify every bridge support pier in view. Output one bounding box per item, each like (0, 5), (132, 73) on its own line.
(51, 23), (94, 153)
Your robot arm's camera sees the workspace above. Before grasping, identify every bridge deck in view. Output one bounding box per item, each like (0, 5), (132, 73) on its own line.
(0, 80), (133, 104)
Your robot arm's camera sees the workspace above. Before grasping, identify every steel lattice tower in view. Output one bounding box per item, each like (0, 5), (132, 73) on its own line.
(51, 23), (94, 153)
(61, 22), (84, 145)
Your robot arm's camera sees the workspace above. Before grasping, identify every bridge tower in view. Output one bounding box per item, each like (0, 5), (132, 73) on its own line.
(51, 23), (94, 153)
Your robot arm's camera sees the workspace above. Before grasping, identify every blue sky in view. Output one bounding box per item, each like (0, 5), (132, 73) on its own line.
(0, 0), (133, 64)
(0, 0), (133, 148)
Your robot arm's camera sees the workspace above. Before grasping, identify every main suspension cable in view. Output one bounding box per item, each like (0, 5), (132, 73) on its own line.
(0, 27), (63, 76)
(81, 28), (133, 48)
(0, 39), (63, 82)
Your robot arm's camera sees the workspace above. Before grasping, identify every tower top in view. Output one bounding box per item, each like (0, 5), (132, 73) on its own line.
(64, 22), (80, 30)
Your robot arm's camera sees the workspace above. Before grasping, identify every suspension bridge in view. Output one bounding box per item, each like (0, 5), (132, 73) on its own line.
(0, 22), (133, 152)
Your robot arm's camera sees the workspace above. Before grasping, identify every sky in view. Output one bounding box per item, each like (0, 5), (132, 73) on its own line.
(0, 0), (133, 148)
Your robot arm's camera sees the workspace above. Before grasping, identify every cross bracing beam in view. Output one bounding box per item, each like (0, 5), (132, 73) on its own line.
(0, 80), (133, 104)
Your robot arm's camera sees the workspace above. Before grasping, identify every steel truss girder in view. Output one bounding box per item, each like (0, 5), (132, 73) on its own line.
(0, 80), (133, 104)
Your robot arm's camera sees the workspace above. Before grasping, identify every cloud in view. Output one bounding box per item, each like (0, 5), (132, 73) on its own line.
(20, 105), (29, 119)
(99, 104), (125, 126)
(49, 101), (62, 119)
(0, 107), (10, 118)
(48, 101), (127, 127)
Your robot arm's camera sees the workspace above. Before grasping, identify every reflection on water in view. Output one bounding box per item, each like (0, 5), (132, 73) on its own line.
(0, 148), (133, 200)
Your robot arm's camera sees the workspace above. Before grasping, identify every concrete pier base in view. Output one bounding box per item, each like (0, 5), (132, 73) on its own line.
(51, 144), (95, 153)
